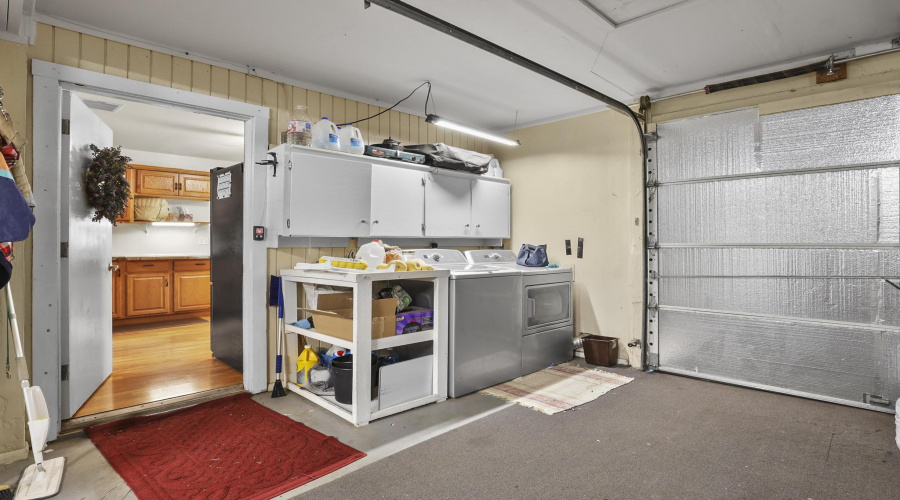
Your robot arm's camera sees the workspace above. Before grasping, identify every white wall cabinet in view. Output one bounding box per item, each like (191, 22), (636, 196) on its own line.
(370, 165), (425, 237)
(471, 178), (511, 238)
(270, 145), (509, 242)
(287, 154), (371, 237)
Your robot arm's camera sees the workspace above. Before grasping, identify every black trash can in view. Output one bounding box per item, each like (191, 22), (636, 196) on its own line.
(582, 335), (619, 367)
(331, 354), (379, 404)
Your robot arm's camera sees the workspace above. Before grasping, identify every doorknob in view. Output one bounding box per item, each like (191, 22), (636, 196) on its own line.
(108, 263), (120, 272)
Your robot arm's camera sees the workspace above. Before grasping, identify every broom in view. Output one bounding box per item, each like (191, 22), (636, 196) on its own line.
(270, 276), (287, 398)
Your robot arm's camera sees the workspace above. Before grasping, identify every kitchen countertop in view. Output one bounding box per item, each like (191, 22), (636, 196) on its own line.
(112, 256), (209, 261)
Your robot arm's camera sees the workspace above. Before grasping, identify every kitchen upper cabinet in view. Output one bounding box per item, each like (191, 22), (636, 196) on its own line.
(370, 165), (425, 237)
(288, 155), (372, 237)
(173, 271), (211, 312)
(424, 173), (472, 237)
(471, 179), (510, 238)
(135, 169), (179, 197)
(179, 173), (211, 199)
(125, 272), (171, 317)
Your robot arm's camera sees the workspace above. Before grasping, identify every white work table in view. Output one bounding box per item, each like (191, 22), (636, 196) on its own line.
(280, 267), (450, 426)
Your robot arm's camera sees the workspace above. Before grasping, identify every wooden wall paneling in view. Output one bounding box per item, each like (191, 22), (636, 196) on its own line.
(104, 40), (129, 78)
(427, 122), (437, 143)
(410, 114), (420, 144)
(246, 75), (262, 106)
(79, 34), (105, 73)
(189, 61), (211, 94)
(345, 100), (358, 138)
(356, 102), (369, 144)
(389, 110), (401, 142)
(306, 90), (321, 123)
(127, 46), (151, 82)
(210, 66), (229, 98)
(400, 113), (411, 144)
(377, 106), (389, 144)
(262, 79), (279, 145)
(332, 96), (346, 125)
(32, 23), (53, 62)
(436, 126), (445, 144)
(149, 52), (172, 87)
(228, 71), (246, 102)
(417, 116), (427, 144)
(473, 137), (482, 153)
(53, 28), (80, 67)
(467, 134), (475, 151)
(170, 56), (191, 91)
(319, 93), (333, 122)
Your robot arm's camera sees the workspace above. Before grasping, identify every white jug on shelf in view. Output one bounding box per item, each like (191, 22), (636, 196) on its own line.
(312, 117), (341, 151)
(338, 124), (366, 155)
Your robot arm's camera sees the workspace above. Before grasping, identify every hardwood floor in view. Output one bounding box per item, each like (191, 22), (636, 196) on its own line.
(73, 317), (243, 418)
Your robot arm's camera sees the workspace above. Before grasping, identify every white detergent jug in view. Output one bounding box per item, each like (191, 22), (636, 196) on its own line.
(338, 124), (366, 154)
(312, 117), (341, 151)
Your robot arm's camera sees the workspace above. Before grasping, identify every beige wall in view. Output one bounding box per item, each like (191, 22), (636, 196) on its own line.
(0, 23), (493, 462)
(495, 110), (645, 365)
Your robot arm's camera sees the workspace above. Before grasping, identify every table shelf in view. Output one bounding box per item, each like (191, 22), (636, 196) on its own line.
(280, 268), (449, 426)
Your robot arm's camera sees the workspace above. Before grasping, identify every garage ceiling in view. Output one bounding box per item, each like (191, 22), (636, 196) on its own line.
(37, 0), (900, 131)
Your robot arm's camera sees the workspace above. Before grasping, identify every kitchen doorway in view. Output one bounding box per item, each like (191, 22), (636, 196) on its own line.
(32, 61), (270, 440)
(66, 92), (244, 419)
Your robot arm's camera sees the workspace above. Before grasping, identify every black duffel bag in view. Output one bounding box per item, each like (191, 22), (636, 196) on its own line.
(403, 143), (492, 174)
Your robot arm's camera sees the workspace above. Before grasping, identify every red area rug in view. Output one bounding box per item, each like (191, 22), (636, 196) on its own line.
(88, 393), (365, 500)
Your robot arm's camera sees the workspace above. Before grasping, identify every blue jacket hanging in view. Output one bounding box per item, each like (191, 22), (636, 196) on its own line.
(1, 142), (35, 242)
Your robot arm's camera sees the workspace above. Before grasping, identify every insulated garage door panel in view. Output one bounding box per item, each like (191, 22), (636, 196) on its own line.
(657, 167), (900, 245)
(655, 95), (900, 411)
(658, 309), (900, 406)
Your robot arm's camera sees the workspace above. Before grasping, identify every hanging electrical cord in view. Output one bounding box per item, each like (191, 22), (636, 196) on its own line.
(346, 81), (432, 125)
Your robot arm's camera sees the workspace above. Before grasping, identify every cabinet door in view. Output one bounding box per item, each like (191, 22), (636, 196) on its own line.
(370, 165), (425, 237)
(125, 272), (171, 316)
(134, 169), (179, 197)
(173, 271), (211, 312)
(471, 179), (510, 238)
(289, 154), (372, 236)
(424, 173), (472, 237)
(179, 173), (211, 200)
(112, 264), (125, 319)
(116, 168), (135, 223)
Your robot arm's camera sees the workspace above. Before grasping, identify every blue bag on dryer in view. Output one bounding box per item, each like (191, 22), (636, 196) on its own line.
(517, 244), (549, 267)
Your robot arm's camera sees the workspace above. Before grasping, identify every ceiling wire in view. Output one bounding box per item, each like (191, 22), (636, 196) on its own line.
(346, 81), (432, 125)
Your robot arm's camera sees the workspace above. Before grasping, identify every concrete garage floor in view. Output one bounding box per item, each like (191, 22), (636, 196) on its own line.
(1, 366), (898, 499)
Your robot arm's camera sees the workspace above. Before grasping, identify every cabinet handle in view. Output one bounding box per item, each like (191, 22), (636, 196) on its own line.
(373, 220), (379, 224)
(142, 264), (153, 267)
(476, 224), (481, 228)
(465, 224), (470, 228)
(165, 278), (169, 287)
(361, 219), (367, 223)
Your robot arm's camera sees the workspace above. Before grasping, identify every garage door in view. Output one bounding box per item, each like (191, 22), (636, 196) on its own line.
(651, 95), (900, 412)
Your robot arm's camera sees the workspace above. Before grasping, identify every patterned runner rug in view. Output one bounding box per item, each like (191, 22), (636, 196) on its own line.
(482, 363), (634, 415)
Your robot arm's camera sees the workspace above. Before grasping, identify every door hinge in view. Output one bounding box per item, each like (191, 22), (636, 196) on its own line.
(421, 223), (425, 232)
(61, 118), (70, 135)
(286, 219), (290, 229)
(61, 364), (69, 381)
(288, 159), (292, 170)
(60, 242), (68, 258)
(421, 177), (425, 187)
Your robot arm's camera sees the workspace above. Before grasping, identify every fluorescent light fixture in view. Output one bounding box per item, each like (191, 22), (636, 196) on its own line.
(150, 222), (196, 227)
(426, 114), (520, 146)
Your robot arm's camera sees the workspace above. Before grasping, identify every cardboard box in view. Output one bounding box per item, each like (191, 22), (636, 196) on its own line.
(307, 292), (398, 342)
(395, 307), (434, 335)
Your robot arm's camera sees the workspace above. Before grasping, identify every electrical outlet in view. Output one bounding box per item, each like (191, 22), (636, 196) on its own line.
(199, 237), (209, 245)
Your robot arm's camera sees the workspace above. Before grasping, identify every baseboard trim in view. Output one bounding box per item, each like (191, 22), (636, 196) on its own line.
(113, 312), (209, 328)
(0, 446), (28, 466)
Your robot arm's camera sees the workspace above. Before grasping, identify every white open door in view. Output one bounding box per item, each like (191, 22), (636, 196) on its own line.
(60, 92), (114, 419)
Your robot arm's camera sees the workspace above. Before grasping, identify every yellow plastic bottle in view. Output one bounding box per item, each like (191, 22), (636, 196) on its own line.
(297, 345), (319, 386)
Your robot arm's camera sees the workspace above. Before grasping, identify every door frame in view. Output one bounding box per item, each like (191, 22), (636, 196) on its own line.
(32, 60), (270, 440)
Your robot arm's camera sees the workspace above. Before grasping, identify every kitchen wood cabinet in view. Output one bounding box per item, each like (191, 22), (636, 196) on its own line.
(369, 165), (425, 237)
(125, 272), (171, 317)
(112, 260), (125, 319)
(173, 271), (211, 312)
(471, 178), (511, 238)
(179, 173), (211, 199)
(424, 173), (472, 237)
(115, 258), (210, 324)
(116, 168), (135, 224)
(135, 169), (179, 197)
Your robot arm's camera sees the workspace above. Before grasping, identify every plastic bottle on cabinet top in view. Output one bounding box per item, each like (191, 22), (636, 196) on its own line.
(285, 106), (312, 146)
(312, 117), (341, 151)
(338, 124), (366, 154)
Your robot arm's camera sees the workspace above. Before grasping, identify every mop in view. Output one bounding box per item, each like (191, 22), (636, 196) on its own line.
(5, 283), (65, 499)
(270, 276), (287, 398)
